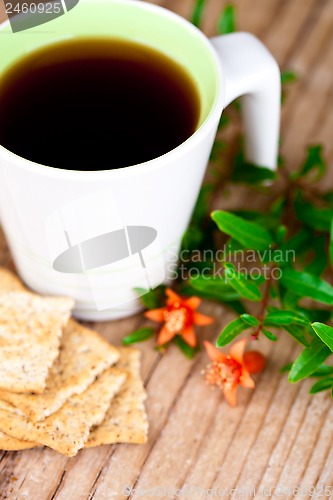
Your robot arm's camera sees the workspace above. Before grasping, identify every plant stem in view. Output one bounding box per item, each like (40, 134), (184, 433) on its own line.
(251, 270), (274, 340)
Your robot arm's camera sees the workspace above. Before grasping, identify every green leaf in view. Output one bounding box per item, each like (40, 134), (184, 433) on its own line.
(210, 140), (225, 161)
(264, 310), (309, 327)
(190, 0), (206, 27)
(122, 327), (154, 345)
(280, 289), (299, 310)
(240, 313), (259, 326)
(190, 184), (214, 224)
(310, 377), (333, 394)
(227, 301), (248, 315)
(297, 307), (331, 324)
(280, 268), (333, 305)
(251, 273), (266, 285)
(289, 336), (331, 382)
(135, 285), (166, 310)
(217, 4), (236, 34)
(224, 263), (262, 301)
(281, 70), (297, 85)
(174, 337), (198, 359)
(311, 322), (333, 351)
(262, 329), (277, 341)
(311, 364), (333, 377)
(181, 185), (215, 252)
(181, 226), (205, 253)
(294, 192), (333, 232)
(231, 98), (241, 111)
(233, 209), (277, 224)
(182, 283), (246, 315)
(323, 191), (333, 203)
(232, 208), (281, 231)
(180, 260), (214, 276)
(225, 238), (244, 252)
(279, 227), (312, 260)
(280, 362), (292, 373)
(218, 115), (230, 130)
(231, 161), (276, 185)
(299, 205), (332, 232)
(330, 218), (333, 267)
(216, 318), (249, 347)
(212, 210), (274, 251)
(189, 276), (241, 302)
(299, 145), (326, 180)
(276, 225), (287, 246)
(270, 196), (286, 218)
(284, 325), (310, 347)
(305, 235), (328, 276)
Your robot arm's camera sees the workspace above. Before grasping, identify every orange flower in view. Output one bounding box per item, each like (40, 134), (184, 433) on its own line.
(203, 339), (265, 406)
(144, 288), (213, 348)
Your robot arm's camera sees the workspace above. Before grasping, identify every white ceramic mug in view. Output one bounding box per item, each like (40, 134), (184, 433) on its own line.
(0, 0), (280, 320)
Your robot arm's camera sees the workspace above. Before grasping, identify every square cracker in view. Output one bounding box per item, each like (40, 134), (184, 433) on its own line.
(0, 292), (74, 393)
(87, 348), (148, 447)
(0, 318), (120, 421)
(0, 431), (39, 451)
(0, 368), (126, 456)
(0, 399), (39, 449)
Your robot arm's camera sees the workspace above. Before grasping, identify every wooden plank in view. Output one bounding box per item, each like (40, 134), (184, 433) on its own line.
(0, 0), (332, 498)
(263, 0), (319, 64)
(158, 0), (193, 19)
(208, 335), (299, 491)
(0, 2), (7, 23)
(281, 29), (333, 170)
(274, 392), (332, 494)
(317, 444), (333, 495)
(288, 0), (333, 76)
(280, 0), (333, 123)
(298, 405), (333, 494)
(256, 382), (328, 492)
(204, 0), (285, 38)
(228, 349), (304, 492)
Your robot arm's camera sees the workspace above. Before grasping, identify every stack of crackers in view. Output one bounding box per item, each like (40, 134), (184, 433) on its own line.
(0, 268), (148, 456)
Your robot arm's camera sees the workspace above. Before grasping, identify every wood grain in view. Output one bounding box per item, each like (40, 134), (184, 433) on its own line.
(0, 1), (333, 499)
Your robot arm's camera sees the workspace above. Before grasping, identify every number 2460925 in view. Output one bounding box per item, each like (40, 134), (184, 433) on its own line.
(5, 2), (62, 15)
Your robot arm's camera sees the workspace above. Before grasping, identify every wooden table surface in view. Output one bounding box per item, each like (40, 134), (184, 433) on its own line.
(1, 0), (333, 498)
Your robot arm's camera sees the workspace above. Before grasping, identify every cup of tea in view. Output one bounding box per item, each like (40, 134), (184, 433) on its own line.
(0, 0), (280, 320)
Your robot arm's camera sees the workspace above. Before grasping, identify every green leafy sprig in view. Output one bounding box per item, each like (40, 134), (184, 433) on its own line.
(187, 142), (333, 396)
(177, 4), (332, 396)
(123, 3), (333, 398)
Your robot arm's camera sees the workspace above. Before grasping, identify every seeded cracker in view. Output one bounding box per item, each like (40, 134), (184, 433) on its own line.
(0, 319), (120, 421)
(0, 368), (126, 456)
(87, 348), (148, 446)
(0, 399), (39, 449)
(0, 431), (39, 451)
(0, 292), (74, 393)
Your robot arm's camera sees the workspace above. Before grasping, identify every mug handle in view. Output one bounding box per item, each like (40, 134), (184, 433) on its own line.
(210, 32), (281, 170)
